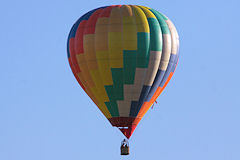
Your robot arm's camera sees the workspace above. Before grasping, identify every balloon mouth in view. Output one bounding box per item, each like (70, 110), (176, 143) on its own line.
(108, 117), (141, 139)
(118, 125), (137, 139)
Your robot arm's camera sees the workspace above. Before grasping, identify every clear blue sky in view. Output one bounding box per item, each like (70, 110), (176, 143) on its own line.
(1, 0), (239, 159)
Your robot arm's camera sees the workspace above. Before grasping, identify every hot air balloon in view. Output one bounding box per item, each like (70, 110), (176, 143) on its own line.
(67, 5), (179, 155)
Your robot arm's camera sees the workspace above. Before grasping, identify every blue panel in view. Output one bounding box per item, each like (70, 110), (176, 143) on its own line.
(172, 44), (180, 72)
(130, 85), (151, 117)
(129, 101), (138, 117)
(172, 55), (178, 72)
(159, 54), (177, 87)
(67, 20), (78, 58)
(67, 36), (71, 58)
(146, 69), (165, 101)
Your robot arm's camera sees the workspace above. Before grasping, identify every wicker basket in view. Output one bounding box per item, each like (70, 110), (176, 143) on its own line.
(121, 146), (129, 155)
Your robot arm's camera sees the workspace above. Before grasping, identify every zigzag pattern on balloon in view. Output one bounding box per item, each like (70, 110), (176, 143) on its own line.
(67, 5), (179, 138)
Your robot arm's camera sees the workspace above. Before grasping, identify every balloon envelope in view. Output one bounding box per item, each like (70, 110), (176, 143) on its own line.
(67, 5), (179, 139)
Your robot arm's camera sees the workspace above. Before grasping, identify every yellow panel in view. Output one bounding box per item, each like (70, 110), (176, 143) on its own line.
(90, 70), (110, 102)
(140, 5), (150, 9)
(108, 32), (123, 68)
(87, 60), (98, 70)
(76, 53), (86, 63)
(98, 101), (111, 118)
(95, 17), (108, 51)
(95, 17), (114, 86)
(96, 51), (113, 85)
(90, 87), (98, 100)
(96, 50), (109, 59)
(109, 7), (122, 32)
(84, 87), (97, 103)
(76, 73), (94, 100)
(120, 5), (133, 17)
(76, 56), (95, 88)
(77, 72), (88, 88)
(108, 7), (124, 68)
(83, 34), (96, 61)
(97, 60), (113, 85)
(121, 6), (137, 50)
(131, 6), (150, 33)
(138, 6), (156, 18)
(109, 59), (123, 68)
(90, 86), (111, 118)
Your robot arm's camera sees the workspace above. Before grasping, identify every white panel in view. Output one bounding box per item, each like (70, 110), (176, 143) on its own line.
(144, 51), (162, 85)
(159, 34), (171, 71)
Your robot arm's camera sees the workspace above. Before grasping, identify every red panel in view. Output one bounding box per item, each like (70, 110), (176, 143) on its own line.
(68, 58), (85, 91)
(108, 117), (141, 126)
(99, 6), (114, 17)
(74, 73), (86, 91)
(69, 38), (87, 91)
(84, 9), (103, 35)
(69, 38), (81, 73)
(108, 117), (141, 139)
(111, 5), (122, 7)
(74, 21), (87, 54)
(119, 125), (137, 139)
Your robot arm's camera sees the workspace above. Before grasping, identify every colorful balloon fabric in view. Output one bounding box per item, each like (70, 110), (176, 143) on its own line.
(67, 5), (179, 139)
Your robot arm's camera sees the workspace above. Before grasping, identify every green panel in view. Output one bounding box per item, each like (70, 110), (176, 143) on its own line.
(104, 85), (120, 117)
(158, 12), (168, 20)
(105, 68), (124, 100)
(108, 101), (119, 117)
(136, 32), (150, 68)
(149, 9), (170, 34)
(105, 85), (115, 100)
(123, 50), (137, 84)
(111, 68), (124, 100)
(148, 18), (162, 51)
(150, 9), (168, 20)
(104, 68), (125, 117)
(105, 102), (119, 117)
